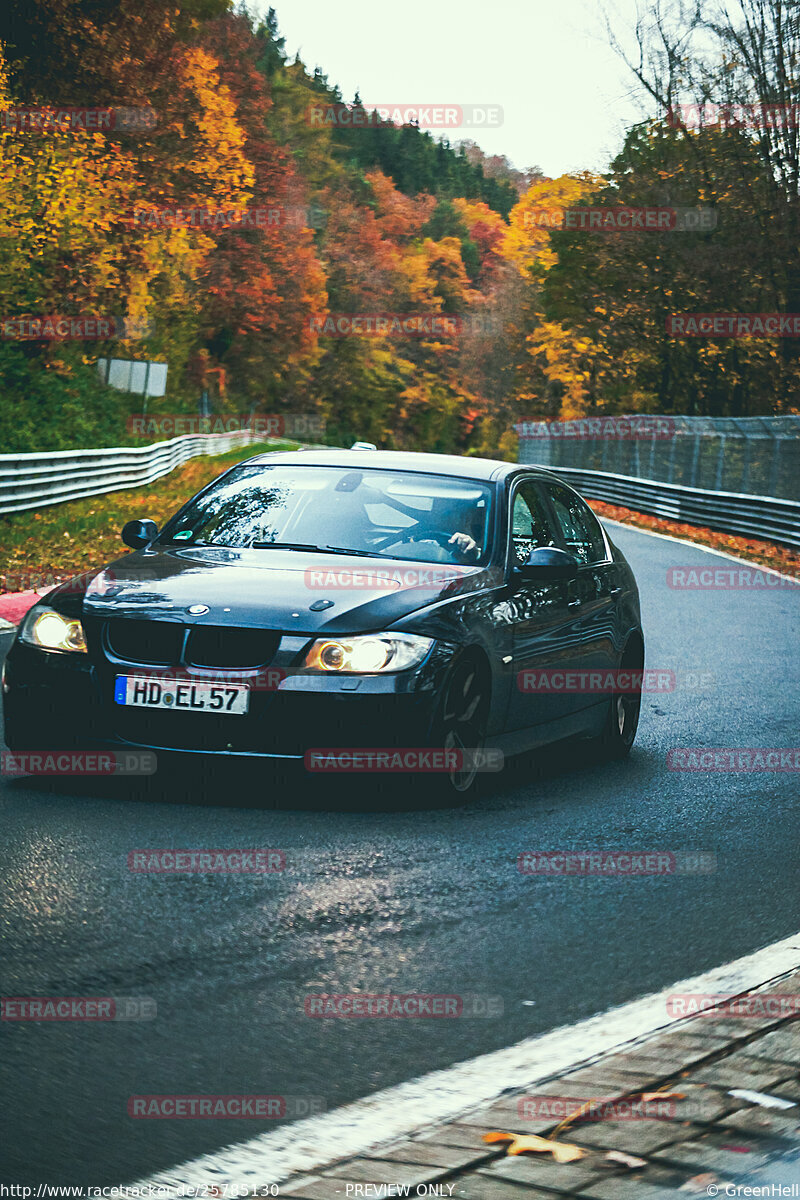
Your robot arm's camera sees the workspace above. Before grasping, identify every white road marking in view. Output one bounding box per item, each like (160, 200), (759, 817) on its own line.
(133, 931), (800, 1191)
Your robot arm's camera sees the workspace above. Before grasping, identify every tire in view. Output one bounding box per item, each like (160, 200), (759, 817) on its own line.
(597, 648), (642, 760)
(428, 653), (491, 798)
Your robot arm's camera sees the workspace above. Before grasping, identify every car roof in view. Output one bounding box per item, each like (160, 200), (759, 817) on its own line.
(241, 447), (562, 484)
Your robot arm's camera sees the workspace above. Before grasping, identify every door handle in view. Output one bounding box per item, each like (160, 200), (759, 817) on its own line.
(567, 598), (582, 608)
(610, 587), (622, 598)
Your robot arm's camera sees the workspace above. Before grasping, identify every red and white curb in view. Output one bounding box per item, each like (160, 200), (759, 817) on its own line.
(0, 588), (55, 632)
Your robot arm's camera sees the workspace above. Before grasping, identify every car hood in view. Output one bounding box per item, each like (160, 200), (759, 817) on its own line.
(74, 545), (494, 634)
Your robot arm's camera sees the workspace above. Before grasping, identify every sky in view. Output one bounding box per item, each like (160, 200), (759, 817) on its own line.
(260, 0), (654, 178)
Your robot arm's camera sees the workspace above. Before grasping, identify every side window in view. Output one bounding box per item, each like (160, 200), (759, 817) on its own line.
(510, 481), (559, 566)
(545, 484), (607, 565)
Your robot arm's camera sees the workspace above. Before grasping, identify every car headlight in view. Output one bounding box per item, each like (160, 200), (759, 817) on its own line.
(19, 606), (87, 654)
(302, 633), (433, 674)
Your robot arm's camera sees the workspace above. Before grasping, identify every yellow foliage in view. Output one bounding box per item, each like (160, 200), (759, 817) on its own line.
(527, 320), (604, 417)
(452, 197), (505, 236)
(502, 173), (599, 274)
(164, 46), (255, 205)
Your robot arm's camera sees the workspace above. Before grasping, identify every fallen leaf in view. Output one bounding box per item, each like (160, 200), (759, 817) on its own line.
(483, 1131), (584, 1163)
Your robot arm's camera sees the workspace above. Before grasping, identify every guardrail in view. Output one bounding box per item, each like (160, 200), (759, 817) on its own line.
(0, 430), (262, 516)
(546, 466), (800, 550)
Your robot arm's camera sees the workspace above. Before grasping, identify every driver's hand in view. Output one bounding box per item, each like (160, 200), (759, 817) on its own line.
(449, 531), (478, 554)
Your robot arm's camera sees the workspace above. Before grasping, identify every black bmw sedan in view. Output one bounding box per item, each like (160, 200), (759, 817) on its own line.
(2, 449), (644, 795)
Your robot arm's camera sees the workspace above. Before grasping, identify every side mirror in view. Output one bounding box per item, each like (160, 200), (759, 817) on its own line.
(121, 519), (159, 549)
(514, 545), (578, 582)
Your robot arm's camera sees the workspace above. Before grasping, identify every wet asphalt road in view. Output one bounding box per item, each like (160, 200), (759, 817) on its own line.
(1, 524), (799, 1185)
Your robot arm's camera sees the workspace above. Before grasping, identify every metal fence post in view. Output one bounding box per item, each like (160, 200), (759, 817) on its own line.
(741, 436), (752, 494)
(689, 432), (701, 488)
(714, 434), (726, 492)
(667, 431), (678, 483)
(769, 438), (782, 497)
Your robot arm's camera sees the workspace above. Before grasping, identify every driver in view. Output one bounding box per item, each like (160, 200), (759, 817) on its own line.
(449, 529), (479, 557)
(380, 492), (482, 562)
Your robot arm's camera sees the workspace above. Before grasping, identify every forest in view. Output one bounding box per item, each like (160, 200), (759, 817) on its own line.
(0, 0), (797, 454)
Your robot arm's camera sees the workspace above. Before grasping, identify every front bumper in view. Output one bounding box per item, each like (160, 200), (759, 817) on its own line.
(2, 638), (453, 761)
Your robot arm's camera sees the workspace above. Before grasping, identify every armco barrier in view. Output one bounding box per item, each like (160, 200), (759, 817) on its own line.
(0, 431), (262, 515)
(546, 466), (800, 549)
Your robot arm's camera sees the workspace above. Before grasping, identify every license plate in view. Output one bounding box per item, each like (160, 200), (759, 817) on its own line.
(114, 676), (250, 715)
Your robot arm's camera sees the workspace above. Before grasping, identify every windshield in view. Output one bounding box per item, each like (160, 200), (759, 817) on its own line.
(159, 466), (494, 566)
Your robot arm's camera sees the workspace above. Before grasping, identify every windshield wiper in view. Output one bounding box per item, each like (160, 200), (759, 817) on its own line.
(323, 545), (388, 558)
(249, 541), (388, 558)
(250, 541), (322, 551)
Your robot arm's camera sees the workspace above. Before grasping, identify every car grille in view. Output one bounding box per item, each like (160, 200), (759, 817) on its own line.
(105, 620), (280, 668)
(186, 626), (280, 668)
(107, 619), (184, 665)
